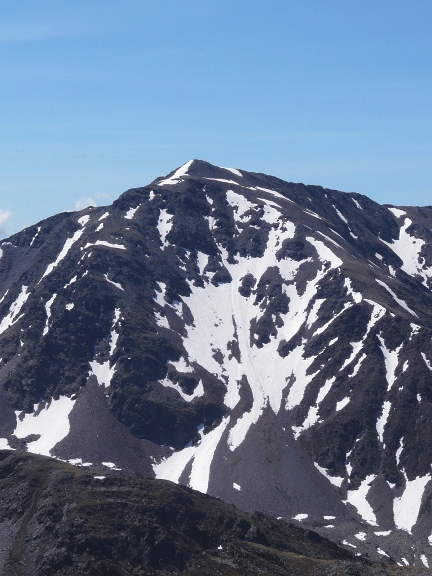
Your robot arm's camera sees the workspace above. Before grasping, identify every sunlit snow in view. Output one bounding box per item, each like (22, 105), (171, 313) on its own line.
(102, 461), (121, 470)
(314, 462), (344, 487)
(376, 279), (418, 317)
(42, 293), (57, 336)
(29, 226), (41, 246)
(89, 308), (120, 387)
(378, 335), (402, 391)
(104, 274), (124, 291)
(84, 240), (126, 250)
(393, 472), (430, 533)
(333, 205), (348, 224)
(335, 397), (350, 411)
(125, 206), (139, 220)
(388, 207), (406, 219)
(14, 396), (76, 457)
(293, 377), (335, 438)
(376, 400), (391, 444)
(344, 475), (378, 526)
(0, 285), (30, 336)
(40, 222), (87, 282)
(153, 417), (230, 493)
(158, 160), (194, 186)
(221, 167), (243, 177)
(380, 217), (432, 286)
(157, 209), (173, 248)
(159, 377), (204, 402)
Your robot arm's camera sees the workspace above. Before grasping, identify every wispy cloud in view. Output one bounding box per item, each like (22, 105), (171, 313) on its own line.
(75, 197), (97, 210)
(0, 210), (12, 238)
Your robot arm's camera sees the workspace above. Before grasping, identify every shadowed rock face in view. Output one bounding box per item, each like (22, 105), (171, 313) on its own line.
(0, 450), (428, 576)
(1, 160), (432, 565)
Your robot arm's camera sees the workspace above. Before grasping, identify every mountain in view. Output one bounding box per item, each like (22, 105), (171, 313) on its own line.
(0, 449), (429, 576)
(1, 160), (432, 567)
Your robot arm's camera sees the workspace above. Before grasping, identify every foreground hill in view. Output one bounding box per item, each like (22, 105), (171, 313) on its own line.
(0, 160), (432, 564)
(0, 450), (429, 576)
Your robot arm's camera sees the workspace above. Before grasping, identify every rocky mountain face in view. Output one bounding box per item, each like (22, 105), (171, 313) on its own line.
(1, 160), (432, 567)
(0, 450), (429, 576)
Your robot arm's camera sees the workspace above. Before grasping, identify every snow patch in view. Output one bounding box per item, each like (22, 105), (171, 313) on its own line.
(98, 211), (109, 221)
(292, 514), (308, 521)
(335, 397), (350, 411)
(157, 209), (173, 248)
(159, 378), (204, 402)
(125, 206), (139, 220)
(158, 160), (194, 186)
(30, 226), (41, 246)
(293, 377), (336, 438)
(376, 279), (418, 317)
(381, 217), (432, 286)
(104, 274), (124, 291)
(344, 475), (377, 526)
(421, 353), (432, 371)
(314, 462), (344, 487)
(0, 286), (30, 335)
(376, 400), (391, 444)
(89, 308), (121, 387)
(102, 461), (121, 470)
(40, 226), (86, 281)
(377, 548), (389, 557)
(84, 240), (126, 250)
(153, 417), (230, 494)
(42, 294), (57, 336)
(378, 335), (402, 391)
(14, 396), (76, 457)
(333, 205), (348, 224)
(78, 215), (90, 226)
(303, 208), (322, 220)
(388, 207), (406, 218)
(393, 472), (430, 533)
(222, 167), (243, 177)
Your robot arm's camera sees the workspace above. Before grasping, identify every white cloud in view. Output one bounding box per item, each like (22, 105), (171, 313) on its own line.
(0, 210), (12, 238)
(75, 197), (97, 210)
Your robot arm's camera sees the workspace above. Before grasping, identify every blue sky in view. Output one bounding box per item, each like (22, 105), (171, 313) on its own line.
(1, 1), (432, 236)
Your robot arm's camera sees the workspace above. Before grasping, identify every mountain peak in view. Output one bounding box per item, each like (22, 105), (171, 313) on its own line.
(153, 159), (244, 186)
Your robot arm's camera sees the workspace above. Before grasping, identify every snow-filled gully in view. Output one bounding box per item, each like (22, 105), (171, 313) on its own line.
(153, 191), (353, 490)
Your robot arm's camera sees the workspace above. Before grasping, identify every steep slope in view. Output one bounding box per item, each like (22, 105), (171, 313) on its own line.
(0, 160), (432, 565)
(0, 449), (428, 576)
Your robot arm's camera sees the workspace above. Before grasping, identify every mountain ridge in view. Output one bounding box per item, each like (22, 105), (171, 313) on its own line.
(2, 449), (427, 576)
